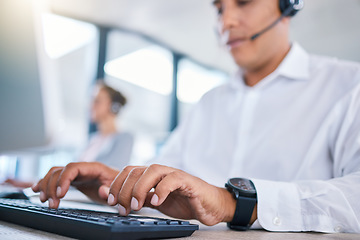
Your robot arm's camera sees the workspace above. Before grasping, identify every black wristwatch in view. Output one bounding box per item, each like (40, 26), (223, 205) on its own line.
(225, 178), (257, 231)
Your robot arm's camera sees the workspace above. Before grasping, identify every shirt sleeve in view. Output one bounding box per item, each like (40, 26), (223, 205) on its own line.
(252, 84), (360, 233)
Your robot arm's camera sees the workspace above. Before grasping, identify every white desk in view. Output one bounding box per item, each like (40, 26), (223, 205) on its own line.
(1, 219), (359, 240)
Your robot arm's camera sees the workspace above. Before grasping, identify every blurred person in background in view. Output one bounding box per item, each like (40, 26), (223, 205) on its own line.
(4, 82), (133, 188)
(79, 82), (133, 169)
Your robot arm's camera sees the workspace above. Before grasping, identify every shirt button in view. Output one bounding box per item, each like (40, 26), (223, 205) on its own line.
(334, 226), (342, 232)
(273, 217), (282, 226)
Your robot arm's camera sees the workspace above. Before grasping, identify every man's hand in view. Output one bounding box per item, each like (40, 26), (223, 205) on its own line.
(31, 162), (119, 208)
(32, 162), (257, 226)
(106, 164), (237, 226)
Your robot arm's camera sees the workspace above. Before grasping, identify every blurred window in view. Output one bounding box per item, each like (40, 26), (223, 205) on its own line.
(104, 32), (174, 164)
(0, 156), (17, 182)
(105, 45), (173, 95)
(42, 13), (97, 59)
(177, 58), (228, 122)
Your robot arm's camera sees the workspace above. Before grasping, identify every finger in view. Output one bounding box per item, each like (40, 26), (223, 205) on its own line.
(35, 167), (63, 202)
(116, 167), (147, 215)
(54, 162), (82, 199)
(33, 166), (62, 193)
(143, 192), (156, 208)
(107, 166), (141, 206)
(31, 182), (40, 192)
(98, 185), (110, 200)
(31, 181), (40, 192)
(131, 164), (175, 210)
(56, 162), (114, 199)
(46, 170), (63, 208)
(151, 171), (192, 207)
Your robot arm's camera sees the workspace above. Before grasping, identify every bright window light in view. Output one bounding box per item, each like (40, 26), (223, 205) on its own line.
(104, 46), (173, 95)
(0, 156), (17, 181)
(178, 60), (227, 103)
(42, 13), (97, 59)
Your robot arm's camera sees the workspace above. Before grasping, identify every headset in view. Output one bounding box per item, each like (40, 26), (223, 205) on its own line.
(108, 88), (125, 115)
(250, 0), (304, 40)
(279, 0), (304, 17)
(111, 102), (121, 114)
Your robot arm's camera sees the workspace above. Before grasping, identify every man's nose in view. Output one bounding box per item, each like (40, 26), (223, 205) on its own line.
(220, 7), (240, 33)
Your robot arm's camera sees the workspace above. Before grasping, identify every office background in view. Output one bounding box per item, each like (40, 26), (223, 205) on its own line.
(1, 0), (359, 182)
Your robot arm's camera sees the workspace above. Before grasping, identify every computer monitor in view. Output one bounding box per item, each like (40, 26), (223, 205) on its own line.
(0, 0), (54, 153)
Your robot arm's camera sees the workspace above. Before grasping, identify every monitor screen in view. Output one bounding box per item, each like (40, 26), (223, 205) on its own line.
(0, 0), (49, 153)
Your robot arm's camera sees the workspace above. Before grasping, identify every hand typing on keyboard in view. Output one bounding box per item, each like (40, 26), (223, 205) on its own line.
(32, 162), (250, 226)
(32, 163), (119, 206)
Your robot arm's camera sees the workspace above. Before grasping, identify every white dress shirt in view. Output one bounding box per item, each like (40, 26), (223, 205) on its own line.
(150, 43), (360, 233)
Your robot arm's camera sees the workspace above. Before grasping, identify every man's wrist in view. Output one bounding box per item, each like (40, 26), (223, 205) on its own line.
(221, 187), (258, 225)
(220, 188), (237, 223)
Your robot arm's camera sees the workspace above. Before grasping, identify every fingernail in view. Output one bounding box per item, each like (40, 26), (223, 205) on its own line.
(118, 204), (127, 216)
(40, 191), (46, 201)
(150, 194), (159, 206)
(131, 197), (139, 210)
(107, 193), (115, 205)
(49, 198), (54, 208)
(56, 187), (62, 197)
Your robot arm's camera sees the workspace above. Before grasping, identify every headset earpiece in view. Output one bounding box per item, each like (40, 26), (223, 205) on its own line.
(279, 0), (304, 17)
(111, 102), (121, 114)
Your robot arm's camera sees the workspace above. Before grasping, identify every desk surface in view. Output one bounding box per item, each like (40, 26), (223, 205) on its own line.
(1, 220), (359, 240)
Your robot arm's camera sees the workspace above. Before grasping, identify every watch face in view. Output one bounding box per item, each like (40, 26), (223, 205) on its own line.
(228, 178), (256, 198)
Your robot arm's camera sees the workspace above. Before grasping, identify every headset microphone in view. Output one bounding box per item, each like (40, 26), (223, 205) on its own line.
(217, 0), (303, 45)
(250, 5), (294, 41)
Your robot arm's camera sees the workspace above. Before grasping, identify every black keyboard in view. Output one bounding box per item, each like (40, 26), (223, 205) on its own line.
(0, 198), (198, 240)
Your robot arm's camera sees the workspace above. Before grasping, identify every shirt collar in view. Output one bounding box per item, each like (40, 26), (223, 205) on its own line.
(277, 42), (310, 80)
(229, 42), (310, 90)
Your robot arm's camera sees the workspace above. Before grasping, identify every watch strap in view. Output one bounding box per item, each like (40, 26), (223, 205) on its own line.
(228, 195), (257, 231)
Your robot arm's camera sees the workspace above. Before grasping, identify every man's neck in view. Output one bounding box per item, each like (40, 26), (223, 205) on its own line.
(243, 43), (291, 87)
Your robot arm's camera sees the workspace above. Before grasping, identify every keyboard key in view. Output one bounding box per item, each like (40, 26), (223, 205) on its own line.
(167, 220), (180, 225)
(121, 220), (141, 225)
